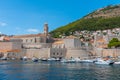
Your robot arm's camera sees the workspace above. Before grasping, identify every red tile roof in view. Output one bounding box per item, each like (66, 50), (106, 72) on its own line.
(12, 34), (46, 38)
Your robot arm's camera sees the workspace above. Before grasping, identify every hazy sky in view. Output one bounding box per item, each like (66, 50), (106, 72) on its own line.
(0, 0), (120, 35)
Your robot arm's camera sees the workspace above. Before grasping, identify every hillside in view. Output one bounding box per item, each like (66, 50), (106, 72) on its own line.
(50, 5), (120, 38)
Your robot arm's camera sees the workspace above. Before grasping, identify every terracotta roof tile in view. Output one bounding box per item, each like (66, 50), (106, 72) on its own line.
(12, 34), (46, 38)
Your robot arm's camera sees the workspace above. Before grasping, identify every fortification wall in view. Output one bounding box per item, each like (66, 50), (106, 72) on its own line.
(102, 49), (120, 57)
(50, 48), (67, 58)
(94, 48), (120, 57)
(65, 49), (89, 59)
(22, 48), (50, 58)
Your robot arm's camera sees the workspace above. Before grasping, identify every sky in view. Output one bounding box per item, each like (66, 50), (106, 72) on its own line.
(0, 0), (120, 35)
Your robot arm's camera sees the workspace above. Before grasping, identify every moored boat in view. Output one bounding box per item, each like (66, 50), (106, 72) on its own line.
(114, 61), (120, 64)
(94, 58), (114, 65)
(21, 56), (27, 61)
(80, 59), (96, 63)
(41, 58), (48, 61)
(61, 58), (76, 63)
(32, 57), (38, 62)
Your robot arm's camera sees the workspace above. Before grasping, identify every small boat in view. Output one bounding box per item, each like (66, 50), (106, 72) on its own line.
(41, 58), (48, 61)
(11, 57), (16, 60)
(22, 56), (27, 61)
(32, 57), (38, 62)
(0, 57), (7, 60)
(48, 58), (56, 61)
(79, 58), (97, 63)
(56, 58), (60, 61)
(94, 58), (114, 65)
(80, 59), (95, 63)
(61, 59), (68, 63)
(114, 61), (120, 64)
(61, 58), (76, 63)
(74, 58), (81, 62)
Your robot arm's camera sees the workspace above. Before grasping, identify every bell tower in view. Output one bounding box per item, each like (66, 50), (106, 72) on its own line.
(44, 23), (48, 36)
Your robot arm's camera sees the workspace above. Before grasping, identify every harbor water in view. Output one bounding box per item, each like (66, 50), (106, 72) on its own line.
(0, 60), (120, 80)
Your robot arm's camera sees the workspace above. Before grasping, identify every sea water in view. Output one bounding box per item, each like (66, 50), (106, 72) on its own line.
(0, 60), (120, 80)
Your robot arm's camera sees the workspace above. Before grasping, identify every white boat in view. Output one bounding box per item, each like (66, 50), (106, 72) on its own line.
(114, 61), (120, 64)
(32, 57), (38, 62)
(61, 59), (67, 63)
(0, 57), (7, 60)
(67, 58), (76, 63)
(11, 57), (16, 60)
(94, 58), (114, 65)
(80, 59), (96, 63)
(41, 58), (48, 61)
(61, 58), (76, 63)
(22, 56), (27, 61)
(48, 58), (56, 61)
(74, 58), (81, 62)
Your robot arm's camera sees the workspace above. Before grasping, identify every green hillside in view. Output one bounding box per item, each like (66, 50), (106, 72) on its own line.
(50, 5), (120, 38)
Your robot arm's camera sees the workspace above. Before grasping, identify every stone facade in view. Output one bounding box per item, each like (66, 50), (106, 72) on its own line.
(0, 23), (92, 59)
(22, 48), (50, 58)
(94, 48), (120, 58)
(0, 39), (23, 58)
(66, 49), (89, 59)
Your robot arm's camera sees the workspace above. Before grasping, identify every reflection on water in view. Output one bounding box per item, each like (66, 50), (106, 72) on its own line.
(0, 61), (120, 80)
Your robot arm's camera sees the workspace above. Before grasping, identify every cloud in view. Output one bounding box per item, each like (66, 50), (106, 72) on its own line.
(27, 28), (39, 33)
(0, 22), (7, 26)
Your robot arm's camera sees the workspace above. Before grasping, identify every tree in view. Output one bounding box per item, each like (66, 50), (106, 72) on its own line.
(108, 38), (120, 48)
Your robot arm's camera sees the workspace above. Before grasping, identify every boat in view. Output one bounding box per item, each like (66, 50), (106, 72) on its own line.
(61, 58), (76, 63)
(94, 58), (114, 65)
(48, 58), (60, 61)
(114, 61), (120, 64)
(11, 57), (16, 60)
(48, 58), (56, 61)
(74, 58), (81, 62)
(41, 58), (48, 61)
(0, 57), (7, 60)
(32, 57), (38, 62)
(114, 56), (120, 64)
(61, 59), (68, 63)
(21, 56), (27, 61)
(80, 59), (96, 63)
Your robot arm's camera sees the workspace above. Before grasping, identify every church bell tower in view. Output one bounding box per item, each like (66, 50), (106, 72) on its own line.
(44, 23), (48, 36)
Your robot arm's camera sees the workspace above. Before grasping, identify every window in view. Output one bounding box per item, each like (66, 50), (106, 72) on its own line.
(53, 53), (55, 55)
(35, 38), (37, 43)
(26, 39), (28, 42)
(31, 39), (33, 42)
(57, 53), (59, 55)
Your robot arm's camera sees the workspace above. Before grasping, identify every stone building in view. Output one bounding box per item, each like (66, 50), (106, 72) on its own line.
(93, 31), (120, 58)
(0, 23), (90, 59)
(0, 38), (23, 58)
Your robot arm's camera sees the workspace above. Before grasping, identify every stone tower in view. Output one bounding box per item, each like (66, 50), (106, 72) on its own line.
(44, 23), (48, 36)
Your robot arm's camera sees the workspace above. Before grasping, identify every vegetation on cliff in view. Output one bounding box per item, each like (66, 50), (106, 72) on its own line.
(108, 38), (120, 48)
(50, 5), (120, 38)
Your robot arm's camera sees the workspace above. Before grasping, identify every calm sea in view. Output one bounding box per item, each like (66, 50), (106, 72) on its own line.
(0, 60), (120, 80)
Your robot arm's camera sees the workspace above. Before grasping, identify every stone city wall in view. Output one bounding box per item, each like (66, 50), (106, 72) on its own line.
(22, 48), (50, 58)
(102, 49), (120, 57)
(50, 48), (67, 58)
(65, 49), (89, 59)
(94, 48), (120, 57)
